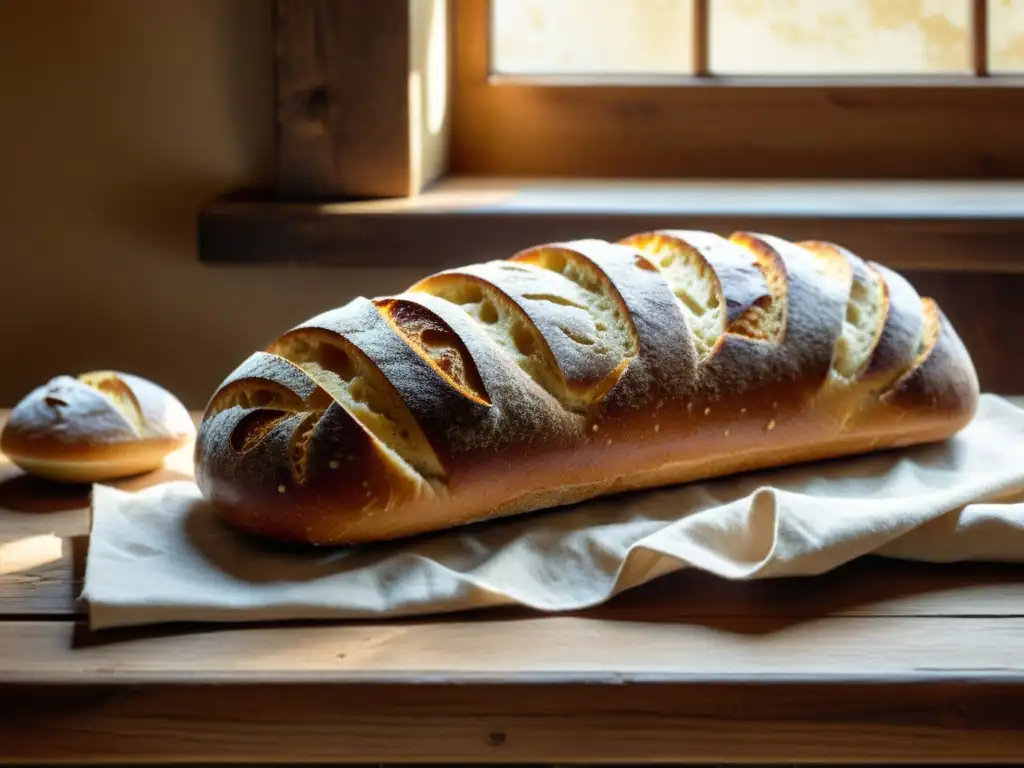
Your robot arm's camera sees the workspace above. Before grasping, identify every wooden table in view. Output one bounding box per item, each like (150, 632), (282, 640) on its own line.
(3, 407), (1024, 765)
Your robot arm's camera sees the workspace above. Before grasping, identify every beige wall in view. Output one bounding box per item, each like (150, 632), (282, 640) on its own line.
(0, 1), (423, 408)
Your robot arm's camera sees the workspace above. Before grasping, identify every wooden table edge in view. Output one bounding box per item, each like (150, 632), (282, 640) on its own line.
(5, 677), (1024, 763)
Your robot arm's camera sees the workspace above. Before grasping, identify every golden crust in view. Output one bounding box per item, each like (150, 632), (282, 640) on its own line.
(1, 371), (194, 482)
(194, 232), (981, 545)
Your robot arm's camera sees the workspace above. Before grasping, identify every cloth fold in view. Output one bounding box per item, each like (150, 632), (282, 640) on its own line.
(82, 394), (1024, 630)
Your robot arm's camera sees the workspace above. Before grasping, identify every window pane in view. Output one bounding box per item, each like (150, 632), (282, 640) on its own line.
(990, 0), (1024, 72)
(490, 0), (693, 75)
(710, 0), (971, 75)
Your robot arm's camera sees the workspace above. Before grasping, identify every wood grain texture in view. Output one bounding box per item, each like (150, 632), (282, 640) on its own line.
(5, 677), (1024, 764)
(0, 543), (81, 618)
(6, 614), (1024, 684)
(274, 0), (447, 198)
(450, 0), (1024, 179)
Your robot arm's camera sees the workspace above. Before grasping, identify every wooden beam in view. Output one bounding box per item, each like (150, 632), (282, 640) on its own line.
(274, 0), (449, 199)
(973, 0), (989, 77)
(692, 0), (709, 77)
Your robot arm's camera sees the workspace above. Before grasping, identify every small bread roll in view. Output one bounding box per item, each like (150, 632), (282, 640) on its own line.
(1, 371), (195, 482)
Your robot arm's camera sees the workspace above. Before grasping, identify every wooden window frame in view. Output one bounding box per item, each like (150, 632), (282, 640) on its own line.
(451, 0), (1024, 179)
(199, 0), (1024, 273)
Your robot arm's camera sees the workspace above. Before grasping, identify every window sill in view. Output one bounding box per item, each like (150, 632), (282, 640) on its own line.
(198, 177), (1024, 272)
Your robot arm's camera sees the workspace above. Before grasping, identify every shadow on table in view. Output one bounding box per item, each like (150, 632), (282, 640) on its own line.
(578, 556), (1024, 633)
(0, 466), (192, 514)
(0, 474), (92, 514)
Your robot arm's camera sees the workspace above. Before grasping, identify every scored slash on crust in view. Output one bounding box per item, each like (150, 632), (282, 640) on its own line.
(797, 240), (932, 392)
(408, 243), (642, 413)
(621, 230), (939, 408)
(620, 230), (787, 359)
(375, 297), (491, 407)
(77, 371), (149, 437)
(267, 326), (446, 483)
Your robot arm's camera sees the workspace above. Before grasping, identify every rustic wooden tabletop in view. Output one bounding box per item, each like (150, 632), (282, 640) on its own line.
(2, 407), (1024, 764)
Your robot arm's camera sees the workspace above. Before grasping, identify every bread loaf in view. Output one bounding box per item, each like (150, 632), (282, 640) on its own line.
(194, 231), (979, 545)
(3, 371), (194, 482)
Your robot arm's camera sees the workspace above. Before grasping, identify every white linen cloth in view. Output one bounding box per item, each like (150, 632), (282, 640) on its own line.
(82, 394), (1024, 630)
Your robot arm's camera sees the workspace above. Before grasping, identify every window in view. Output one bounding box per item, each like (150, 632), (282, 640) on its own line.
(201, 0), (1024, 274)
(486, 0), (1023, 77)
(451, 0), (1024, 178)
